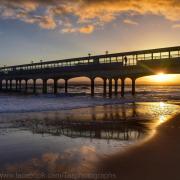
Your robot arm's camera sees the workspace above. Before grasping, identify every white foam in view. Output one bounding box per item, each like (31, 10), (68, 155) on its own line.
(0, 87), (180, 114)
(0, 94), (137, 113)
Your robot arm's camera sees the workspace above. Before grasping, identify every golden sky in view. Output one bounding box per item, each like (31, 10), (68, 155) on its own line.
(0, 0), (180, 85)
(137, 74), (180, 85)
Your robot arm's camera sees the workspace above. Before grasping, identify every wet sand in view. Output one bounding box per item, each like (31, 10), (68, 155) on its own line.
(96, 112), (180, 180)
(0, 102), (179, 180)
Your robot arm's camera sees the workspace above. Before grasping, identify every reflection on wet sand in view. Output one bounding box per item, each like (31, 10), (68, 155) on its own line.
(22, 119), (148, 141)
(0, 102), (179, 179)
(4, 147), (98, 178)
(7, 102), (177, 141)
(10, 103), (151, 141)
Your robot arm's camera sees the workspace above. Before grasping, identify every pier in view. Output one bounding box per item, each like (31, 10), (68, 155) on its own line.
(0, 46), (180, 97)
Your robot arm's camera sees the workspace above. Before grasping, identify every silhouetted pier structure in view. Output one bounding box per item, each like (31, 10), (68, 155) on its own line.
(0, 46), (180, 96)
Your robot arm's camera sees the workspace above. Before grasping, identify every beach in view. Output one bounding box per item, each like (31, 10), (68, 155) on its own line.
(96, 107), (180, 180)
(0, 86), (180, 179)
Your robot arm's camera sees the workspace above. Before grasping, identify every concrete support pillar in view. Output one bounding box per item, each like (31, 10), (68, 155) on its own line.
(121, 78), (125, 97)
(15, 80), (18, 91)
(114, 78), (118, 96)
(109, 78), (112, 97)
(43, 79), (47, 94)
(65, 79), (68, 93)
(33, 79), (36, 94)
(91, 78), (95, 96)
(25, 80), (28, 93)
(19, 80), (22, 91)
(132, 78), (136, 96)
(9, 80), (12, 91)
(103, 78), (107, 96)
(54, 79), (58, 94)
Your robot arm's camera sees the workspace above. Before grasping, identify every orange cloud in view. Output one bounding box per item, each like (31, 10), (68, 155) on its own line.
(39, 16), (57, 29)
(0, 0), (180, 33)
(79, 25), (94, 34)
(172, 24), (180, 28)
(123, 19), (139, 25)
(62, 24), (94, 34)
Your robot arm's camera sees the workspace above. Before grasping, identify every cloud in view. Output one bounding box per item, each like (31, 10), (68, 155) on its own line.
(62, 25), (94, 34)
(0, 0), (180, 33)
(79, 25), (94, 34)
(123, 19), (139, 25)
(172, 24), (180, 28)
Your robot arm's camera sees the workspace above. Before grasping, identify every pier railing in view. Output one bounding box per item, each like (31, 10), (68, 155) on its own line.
(0, 46), (180, 73)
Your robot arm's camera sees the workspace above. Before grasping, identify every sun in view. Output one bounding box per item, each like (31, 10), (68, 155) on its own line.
(155, 72), (168, 82)
(146, 72), (178, 84)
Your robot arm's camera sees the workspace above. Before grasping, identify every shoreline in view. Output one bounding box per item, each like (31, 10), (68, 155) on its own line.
(95, 110), (180, 180)
(0, 94), (134, 114)
(0, 93), (179, 114)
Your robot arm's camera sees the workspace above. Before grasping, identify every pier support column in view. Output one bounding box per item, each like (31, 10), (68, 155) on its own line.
(9, 80), (12, 91)
(91, 78), (95, 96)
(15, 80), (18, 91)
(103, 78), (107, 96)
(54, 79), (58, 94)
(33, 79), (36, 94)
(114, 78), (118, 96)
(43, 79), (47, 94)
(132, 78), (136, 96)
(25, 80), (28, 93)
(65, 79), (68, 93)
(121, 78), (125, 97)
(19, 80), (22, 92)
(109, 78), (112, 97)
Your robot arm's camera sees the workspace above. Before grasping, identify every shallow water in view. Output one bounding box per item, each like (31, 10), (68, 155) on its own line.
(0, 102), (179, 178)
(0, 85), (180, 113)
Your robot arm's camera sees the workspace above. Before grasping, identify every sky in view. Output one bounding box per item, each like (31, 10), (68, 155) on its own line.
(0, 0), (180, 84)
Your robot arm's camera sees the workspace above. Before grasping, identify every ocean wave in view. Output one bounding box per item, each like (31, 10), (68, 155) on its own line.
(0, 85), (180, 114)
(0, 95), (136, 114)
